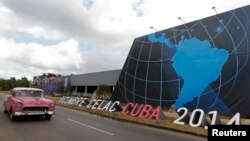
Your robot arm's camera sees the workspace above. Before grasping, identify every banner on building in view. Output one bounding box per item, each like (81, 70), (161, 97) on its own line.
(112, 5), (250, 116)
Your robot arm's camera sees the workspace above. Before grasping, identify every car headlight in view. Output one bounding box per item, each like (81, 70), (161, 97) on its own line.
(16, 102), (23, 108)
(50, 102), (55, 107)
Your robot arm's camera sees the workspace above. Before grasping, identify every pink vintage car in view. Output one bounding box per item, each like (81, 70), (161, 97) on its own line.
(3, 87), (55, 121)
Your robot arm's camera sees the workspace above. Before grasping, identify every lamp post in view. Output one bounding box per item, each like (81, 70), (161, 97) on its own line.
(212, 6), (218, 14)
(149, 26), (158, 32)
(178, 17), (192, 37)
(178, 17), (186, 24)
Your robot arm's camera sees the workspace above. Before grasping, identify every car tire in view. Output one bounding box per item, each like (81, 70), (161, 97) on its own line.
(4, 109), (8, 114)
(9, 111), (16, 121)
(45, 115), (52, 120)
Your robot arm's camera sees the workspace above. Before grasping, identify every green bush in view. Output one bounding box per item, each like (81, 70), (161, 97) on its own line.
(96, 84), (111, 99)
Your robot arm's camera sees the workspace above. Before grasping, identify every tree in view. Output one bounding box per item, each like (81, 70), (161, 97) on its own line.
(3, 79), (12, 90)
(10, 77), (17, 88)
(47, 73), (57, 78)
(16, 77), (30, 87)
(0, 79), (5, 91)
(0, 77), (30, 91)
(96, 84), (111, 99)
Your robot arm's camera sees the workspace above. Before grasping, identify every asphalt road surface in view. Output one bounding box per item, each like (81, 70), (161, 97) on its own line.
(0, 92), (206, 141)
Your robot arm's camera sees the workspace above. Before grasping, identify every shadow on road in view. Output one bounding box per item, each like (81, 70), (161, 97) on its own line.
(3, 113), (52, 122)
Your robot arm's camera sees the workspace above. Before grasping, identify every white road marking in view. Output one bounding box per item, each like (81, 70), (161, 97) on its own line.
(67, 118), (114, 136)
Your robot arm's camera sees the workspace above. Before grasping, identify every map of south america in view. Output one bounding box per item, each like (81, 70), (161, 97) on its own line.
(148, 33), (229, 109)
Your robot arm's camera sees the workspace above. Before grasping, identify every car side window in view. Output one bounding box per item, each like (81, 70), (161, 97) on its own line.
(12, 91), (16, 97)
(12, 91), (21, 97)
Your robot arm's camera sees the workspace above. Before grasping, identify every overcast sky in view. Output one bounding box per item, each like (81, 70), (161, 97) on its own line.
(0, 0), (249, 80)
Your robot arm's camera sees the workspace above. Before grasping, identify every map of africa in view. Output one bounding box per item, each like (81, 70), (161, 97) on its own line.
(148, 33), (229, 109)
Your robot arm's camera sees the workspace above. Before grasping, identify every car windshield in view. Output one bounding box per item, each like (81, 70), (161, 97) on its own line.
(16, 90), (44, 97)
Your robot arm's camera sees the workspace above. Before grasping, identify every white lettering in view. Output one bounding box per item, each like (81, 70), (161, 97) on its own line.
(87, 99), (96, 108)
(91, 99), (103, 109)
(109, 101), (120, 112)
(212, 129), (247, 136)
(212, 129), (218, 136)
(102, 101), (112, 111)
(59, 96), (66, 102)
(78, 98), (89, 106)
(242, 131), (246, 136)
(97, 100), (106, 110)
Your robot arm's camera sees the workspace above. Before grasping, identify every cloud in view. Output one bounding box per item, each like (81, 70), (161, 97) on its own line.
(0, 37), (85, 79)
(82, 0), (94, 10)
(0, 0), (249, 80)
(132, 0), (146, 17)
(27, 26), (63, 40)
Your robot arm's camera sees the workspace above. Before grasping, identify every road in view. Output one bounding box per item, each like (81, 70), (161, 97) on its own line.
(0, 92), (206, 141)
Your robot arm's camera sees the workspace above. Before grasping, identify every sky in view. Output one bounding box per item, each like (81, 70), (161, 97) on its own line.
(0, 0), (249, 80)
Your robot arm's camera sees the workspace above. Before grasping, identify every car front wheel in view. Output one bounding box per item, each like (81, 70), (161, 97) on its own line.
(4, 109), (8, 114)
(9, 111), (16, 121)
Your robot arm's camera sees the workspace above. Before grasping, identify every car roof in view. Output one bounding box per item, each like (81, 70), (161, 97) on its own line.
(12, 87), (44, 92)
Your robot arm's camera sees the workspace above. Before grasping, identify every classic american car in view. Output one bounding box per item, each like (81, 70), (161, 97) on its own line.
(3, 87), (55, 121)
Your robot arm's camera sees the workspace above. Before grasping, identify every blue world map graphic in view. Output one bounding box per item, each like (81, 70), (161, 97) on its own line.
(148, 34), (229, 109)
(112, 5), (250, 116)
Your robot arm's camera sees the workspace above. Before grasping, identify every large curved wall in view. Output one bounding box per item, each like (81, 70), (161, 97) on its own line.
(112, 5), (250, 116)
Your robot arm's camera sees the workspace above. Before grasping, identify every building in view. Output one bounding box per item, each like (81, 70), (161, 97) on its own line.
(70, 70), (121, 97)
(112, 5), (250, 116)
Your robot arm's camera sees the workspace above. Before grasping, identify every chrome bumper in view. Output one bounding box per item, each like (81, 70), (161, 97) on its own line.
(14, 111), (55, 116)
